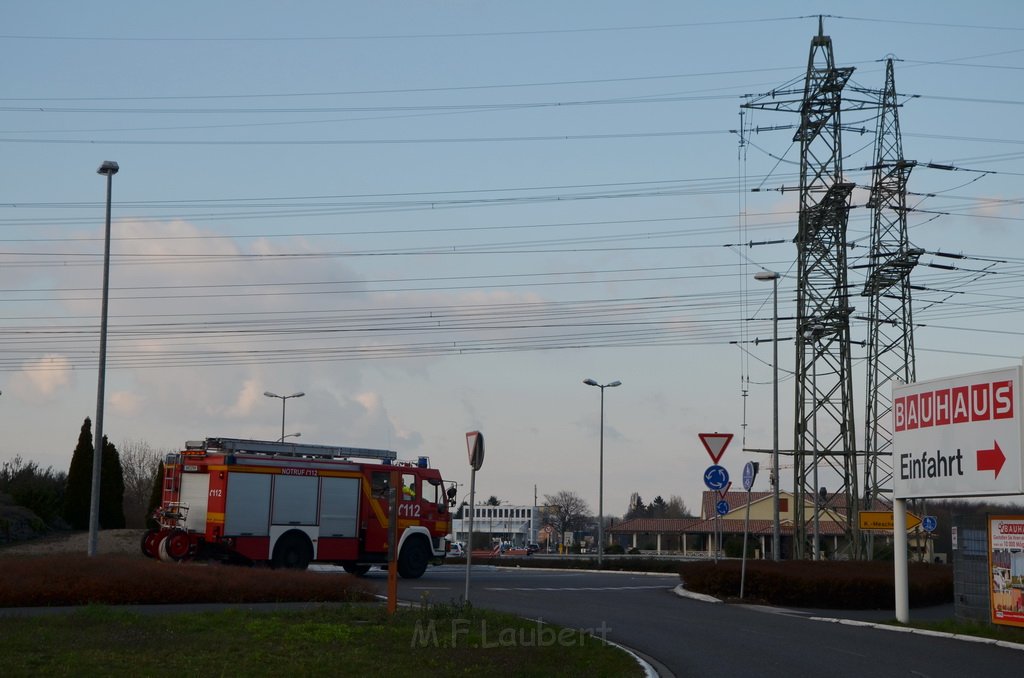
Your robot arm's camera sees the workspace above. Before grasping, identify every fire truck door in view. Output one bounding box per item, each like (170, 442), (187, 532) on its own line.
(224, 473), (271, 536)
(179, 471), (210, 532)
(319, 476), (359, 537)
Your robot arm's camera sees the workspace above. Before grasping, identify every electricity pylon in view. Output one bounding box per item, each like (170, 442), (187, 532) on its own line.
(743, 18), (874, 558)
(860, 58), (921, 546)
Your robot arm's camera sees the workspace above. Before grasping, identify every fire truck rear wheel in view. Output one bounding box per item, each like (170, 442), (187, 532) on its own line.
(141, 529), (162, 559)
(272, 532), (312, 570)
(397, 538), (430, 579)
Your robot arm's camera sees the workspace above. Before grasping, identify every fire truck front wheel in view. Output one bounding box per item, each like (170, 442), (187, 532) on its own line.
(272, 532), (313, 570)
(397, 538), (430, 579)
(158, 529), (191, 562)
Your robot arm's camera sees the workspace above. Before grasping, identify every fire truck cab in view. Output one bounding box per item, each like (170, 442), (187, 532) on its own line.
(142, 437), (456, 578)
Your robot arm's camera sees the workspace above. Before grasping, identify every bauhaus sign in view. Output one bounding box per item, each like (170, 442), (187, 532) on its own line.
(893, 366), (1024, 499)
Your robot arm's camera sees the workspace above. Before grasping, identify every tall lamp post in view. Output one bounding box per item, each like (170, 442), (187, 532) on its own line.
(754, 270), (781, 561)
(583, 378), (621, 567)
(804, 323), (825, 560)
(264, 391), (305, 442)
(88, 160), (119, 558)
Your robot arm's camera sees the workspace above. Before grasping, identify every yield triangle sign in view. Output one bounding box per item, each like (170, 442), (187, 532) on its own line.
(699, 432), (733, 463)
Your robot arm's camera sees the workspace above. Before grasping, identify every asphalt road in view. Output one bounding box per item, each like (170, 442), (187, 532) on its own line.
(362, 563), (1024, 678)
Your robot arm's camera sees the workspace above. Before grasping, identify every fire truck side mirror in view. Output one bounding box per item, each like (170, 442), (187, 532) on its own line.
(446, 486), (457, 507)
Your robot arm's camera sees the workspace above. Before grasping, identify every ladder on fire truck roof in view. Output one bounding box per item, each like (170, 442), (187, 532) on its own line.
(192, 436), (398, 462)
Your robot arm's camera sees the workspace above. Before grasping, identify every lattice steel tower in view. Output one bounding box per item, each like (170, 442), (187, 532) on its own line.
(744, 18), (866, 559)
(861, 58), (921, 525)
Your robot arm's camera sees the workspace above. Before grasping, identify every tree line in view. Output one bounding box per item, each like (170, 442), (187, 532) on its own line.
(0, 417), (167, 536)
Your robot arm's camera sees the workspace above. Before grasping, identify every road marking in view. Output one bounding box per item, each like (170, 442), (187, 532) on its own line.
(486, 585), (669, 592)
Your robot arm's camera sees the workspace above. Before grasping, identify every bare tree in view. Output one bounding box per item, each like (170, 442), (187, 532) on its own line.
(119, 440), (166, 528)
(667, 495), (692, 518)
(542, 490), (591, 544)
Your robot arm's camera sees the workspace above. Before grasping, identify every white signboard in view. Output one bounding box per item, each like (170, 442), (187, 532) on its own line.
(892, 366), (1024, 499)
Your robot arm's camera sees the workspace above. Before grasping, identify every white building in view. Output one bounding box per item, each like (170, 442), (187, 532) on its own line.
(449, 504), (538, 547)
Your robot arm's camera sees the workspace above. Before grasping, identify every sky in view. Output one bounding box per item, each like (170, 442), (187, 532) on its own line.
(2, 2), (1024, 518)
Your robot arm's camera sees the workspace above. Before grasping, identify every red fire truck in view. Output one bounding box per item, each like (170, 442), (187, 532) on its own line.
(141, 437), (456, 578)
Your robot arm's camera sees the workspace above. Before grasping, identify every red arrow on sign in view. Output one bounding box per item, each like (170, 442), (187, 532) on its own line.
(977, 441), (1006, 479)
(699, 433), (733, 463)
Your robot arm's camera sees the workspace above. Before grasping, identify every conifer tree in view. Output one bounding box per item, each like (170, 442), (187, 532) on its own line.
(99, 437), (126, 529)
(63, 419), (94, 529)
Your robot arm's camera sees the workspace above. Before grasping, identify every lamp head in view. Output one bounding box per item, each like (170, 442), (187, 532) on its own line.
(97, 160), (119, 176)
(264, 391), (279, 398)
(754, 271), (780, 282)
(583, 379), (598, 386)
(290, 392), (305, 398)
(607, 380), (622, 388)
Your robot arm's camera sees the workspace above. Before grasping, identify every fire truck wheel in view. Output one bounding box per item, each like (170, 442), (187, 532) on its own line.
(159, 529), (191, 562)
(342, 564), (371, 576)
(141, 529), (162, 559)
(397, 538), (430, 579)
(272, 532), (312, 570)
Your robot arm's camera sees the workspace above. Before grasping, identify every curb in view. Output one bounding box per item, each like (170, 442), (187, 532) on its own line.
(672, 584), (1024, 652)
(671, 583), (722, 604)
(808, 615), (1024, 651)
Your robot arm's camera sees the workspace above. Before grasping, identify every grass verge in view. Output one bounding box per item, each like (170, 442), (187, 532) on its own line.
(0, 602), (643, 677)
(896, 617), (1024, 645)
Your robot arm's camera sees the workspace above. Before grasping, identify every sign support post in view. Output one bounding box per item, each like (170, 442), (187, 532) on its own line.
(894, 498), (909, 623)
(740, 461), (758, 599)
(464, 431), (484, 604)
(387, 469), (400, 615)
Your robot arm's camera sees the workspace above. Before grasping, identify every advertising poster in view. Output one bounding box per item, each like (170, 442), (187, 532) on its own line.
(989, 515), (1024, 627)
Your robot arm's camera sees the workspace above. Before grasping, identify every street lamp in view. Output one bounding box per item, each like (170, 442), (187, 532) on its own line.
(754, 270), (781, 561)
(804, 323), (825, 561)
(89, 160), (118, 558)
(282, 432), (302, 441)
(264, 391), (305, 442)
(583, 378), (621, 567)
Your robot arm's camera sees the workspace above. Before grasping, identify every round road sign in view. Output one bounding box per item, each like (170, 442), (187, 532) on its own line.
(716, 500), (730, 516)
(704, 464), (730, 491)
(742, 461), (758, 491)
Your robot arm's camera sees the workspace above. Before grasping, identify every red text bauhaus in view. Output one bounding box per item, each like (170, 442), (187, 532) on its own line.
(894, 379), (1014, 432)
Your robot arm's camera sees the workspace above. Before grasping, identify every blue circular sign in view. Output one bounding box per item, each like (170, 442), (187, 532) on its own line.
(922, 516), (937, 533)
(716, 500), (730, 516)
(742, 461), (758, 491)
(704, 464), (730, 491)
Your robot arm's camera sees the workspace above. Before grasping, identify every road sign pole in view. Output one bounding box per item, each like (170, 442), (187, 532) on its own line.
(387, 470), (399, 615)
(464, 465), (476, 603)
(740, 461), (758, 599)
(894, 498), (909, 623)
(740, 488), (751, 599)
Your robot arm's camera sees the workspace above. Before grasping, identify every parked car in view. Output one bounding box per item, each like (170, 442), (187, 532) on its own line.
(526, 543), (540, 554)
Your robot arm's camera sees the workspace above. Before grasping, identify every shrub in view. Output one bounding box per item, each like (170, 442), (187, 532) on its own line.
(0, 457), (66, 527)
(677, 560), (953, 609)
(0, 554), (375, 607)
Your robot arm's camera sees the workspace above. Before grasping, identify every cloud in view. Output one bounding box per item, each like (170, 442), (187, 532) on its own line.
(223, 379), (264, 418)
(109, 390), (144, 416)
(9, 354), (73, 402)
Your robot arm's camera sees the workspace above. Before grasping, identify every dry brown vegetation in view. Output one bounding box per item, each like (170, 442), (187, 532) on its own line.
(0, 554), (375, 607)
(679, 559), (953, 609)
